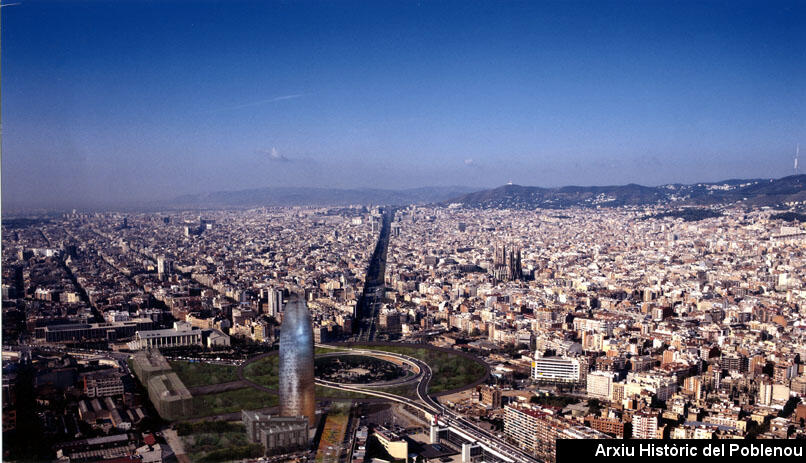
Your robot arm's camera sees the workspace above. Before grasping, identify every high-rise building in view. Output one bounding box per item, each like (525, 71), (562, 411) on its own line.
(476, 385), (502, 409)
(682, 376), (704, 401)
(587, 371), (615, 400)
(279, 294), (316, 426)
(266, 289), (284, 317)
(157, 255), (172, 280)
(631, 409), (660, 439)
(504, 404), (607, 462)
(758, 375), (773, 406)
(774, 360), (796, 384)
(379, 309), (401, 332)
(611, 382), (625, 403)
(719, 354), (748, 373)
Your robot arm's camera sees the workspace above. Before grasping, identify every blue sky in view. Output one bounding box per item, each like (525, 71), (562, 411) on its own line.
(2, 0), (805, 208)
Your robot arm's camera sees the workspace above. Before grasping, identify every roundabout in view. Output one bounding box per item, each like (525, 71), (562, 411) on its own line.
(236, 342), (489, 402)
(314, 351), (422, 387)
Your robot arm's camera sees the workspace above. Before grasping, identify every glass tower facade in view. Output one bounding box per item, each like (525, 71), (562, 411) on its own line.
(278, 294), (316, 426)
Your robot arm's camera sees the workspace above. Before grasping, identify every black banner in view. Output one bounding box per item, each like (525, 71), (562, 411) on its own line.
(557, 439), (805, 462)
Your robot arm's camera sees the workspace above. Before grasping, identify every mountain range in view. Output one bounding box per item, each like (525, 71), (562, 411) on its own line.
(442, 175), (806, 209)
(167, 175), (806, 210)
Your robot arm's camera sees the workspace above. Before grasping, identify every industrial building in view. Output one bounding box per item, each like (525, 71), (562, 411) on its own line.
(242, 410), (309, 455)
(130, 349), (172, 384)
(81, 370), (125, 397)
(36, 318), (154, 343)
(146, 372), (193, 421)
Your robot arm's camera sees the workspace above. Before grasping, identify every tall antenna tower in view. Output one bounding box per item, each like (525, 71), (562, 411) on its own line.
(795, 143), (800, 175)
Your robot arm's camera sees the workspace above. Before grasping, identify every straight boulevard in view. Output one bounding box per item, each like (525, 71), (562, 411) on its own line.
(356, 208), (394, 342)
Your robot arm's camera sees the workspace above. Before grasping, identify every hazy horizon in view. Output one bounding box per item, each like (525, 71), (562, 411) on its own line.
(4, 174), (804, 214)
(2, 1), (805, 210)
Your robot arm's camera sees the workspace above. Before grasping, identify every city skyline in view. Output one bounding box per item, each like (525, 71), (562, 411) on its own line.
(6, 203), (806, 460)
(4, 2), (806, 461)
(2, 0), (805, 209)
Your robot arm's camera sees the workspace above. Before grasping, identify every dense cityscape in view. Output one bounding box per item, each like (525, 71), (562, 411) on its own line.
(3, 1), (805, 462)
(2, 194), (806, 461)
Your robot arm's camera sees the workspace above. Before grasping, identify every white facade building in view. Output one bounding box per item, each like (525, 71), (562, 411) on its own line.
(532, 356), (582, 383)
(130, 321), (202, 350)
(632, 410), (659, 439)
(586, 371), (615, 400)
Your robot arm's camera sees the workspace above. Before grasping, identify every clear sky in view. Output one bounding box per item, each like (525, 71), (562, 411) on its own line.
(2, 0), (805, 209)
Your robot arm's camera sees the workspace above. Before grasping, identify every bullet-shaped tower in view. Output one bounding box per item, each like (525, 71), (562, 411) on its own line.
(278, 293), (316, 426)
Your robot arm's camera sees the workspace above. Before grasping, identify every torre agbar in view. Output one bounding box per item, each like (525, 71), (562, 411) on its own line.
(278, 294), (316, 426)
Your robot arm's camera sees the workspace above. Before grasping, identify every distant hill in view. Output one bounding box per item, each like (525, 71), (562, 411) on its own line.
(170, 186), (478, 208)
(443, 175), (806, 209)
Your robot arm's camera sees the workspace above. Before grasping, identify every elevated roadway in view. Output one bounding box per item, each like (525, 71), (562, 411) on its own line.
(314, 344), (540, 463)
